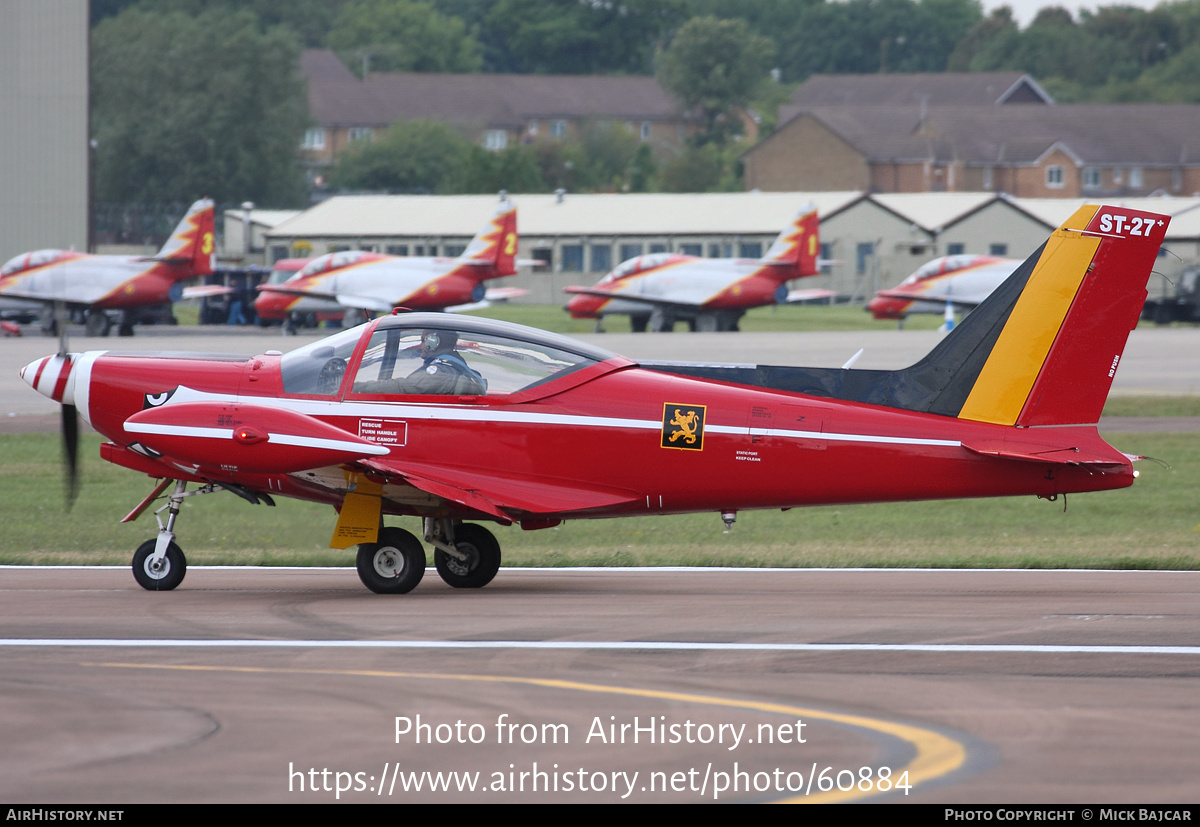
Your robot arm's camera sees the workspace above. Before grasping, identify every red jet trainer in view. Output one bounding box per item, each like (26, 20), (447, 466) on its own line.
(254, 200), (524, 326)
(0, 199), (214, 337)
(564, 204), (829, 332)
(23, 205), (1166, 595)
(867, 254), (1020, 322)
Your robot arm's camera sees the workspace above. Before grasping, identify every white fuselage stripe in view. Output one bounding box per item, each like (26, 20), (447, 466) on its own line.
(123, 421), (388, 455)
(127, 383), (964, 451)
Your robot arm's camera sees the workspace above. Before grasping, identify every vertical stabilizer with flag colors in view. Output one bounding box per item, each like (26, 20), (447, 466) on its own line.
(951, 205), (1167, 427)
(460, 200), (518, 277)
(760, 204), (820, 278)
(153, 198), (215, 277)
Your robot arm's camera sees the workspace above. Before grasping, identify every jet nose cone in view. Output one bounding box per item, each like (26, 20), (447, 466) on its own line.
(20, 354), (75, 403)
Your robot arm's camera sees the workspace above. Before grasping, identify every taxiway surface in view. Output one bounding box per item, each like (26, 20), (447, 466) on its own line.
(2, 566), (1198, 803)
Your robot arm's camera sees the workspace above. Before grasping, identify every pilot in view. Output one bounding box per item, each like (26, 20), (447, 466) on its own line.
(407, 330), (487, 394)
(355, 329), (487, 395)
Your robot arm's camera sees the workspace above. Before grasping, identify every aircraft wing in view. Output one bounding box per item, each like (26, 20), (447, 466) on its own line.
(180, 284), (235, 300)
(257, 282), (408, 314)
(874, 286), (983, 309)
(358, 458), (639, 520)
(783, 288), (836, 303)
(562, 285), (704, 311)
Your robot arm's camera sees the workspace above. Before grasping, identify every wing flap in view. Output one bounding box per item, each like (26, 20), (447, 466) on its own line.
(360, 459), (639, 518)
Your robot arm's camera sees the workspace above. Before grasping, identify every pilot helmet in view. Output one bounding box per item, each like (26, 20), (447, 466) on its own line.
(420, 329), (458, 357)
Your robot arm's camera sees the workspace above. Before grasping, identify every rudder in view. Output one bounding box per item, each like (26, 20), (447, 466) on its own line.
(956, 205), (1167, 426)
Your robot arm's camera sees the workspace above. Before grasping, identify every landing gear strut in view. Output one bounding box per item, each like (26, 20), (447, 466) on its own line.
(130, 480), (234, 591)
(131, 480), (195, 591)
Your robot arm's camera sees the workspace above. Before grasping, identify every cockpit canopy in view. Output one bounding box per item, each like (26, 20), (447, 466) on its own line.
(298, 250), (380, 279)
(601, 252), (681, 284)
(1, 249), (65, 276)
(280, 313), (619, 398)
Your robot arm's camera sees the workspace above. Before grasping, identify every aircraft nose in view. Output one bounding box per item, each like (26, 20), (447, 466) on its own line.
(565, 293), (602, 319)
(20, 354), (76, 404)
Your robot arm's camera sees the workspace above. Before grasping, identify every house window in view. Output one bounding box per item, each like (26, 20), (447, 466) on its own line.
(444, 244), (466, 257)
(678, 243), (702, 256)
(386, 245), (409, 256)
(1113, 168), (1124, 184)
(946, 243), (965, 256)
(561, 244), (584, 272)
(640, 122), (651, 141)
(1045, 165), (1064, 188)
(989, 244), (1008, 256)
(649, 243), (667, 254)
(300, 128), (326, 150)
(551, 120), (567, 139)
(855, 242), (874, 275)
(739, 242), (763, 258)
(590, 245), (611, 272)
(483, 130), (508, 151)
(527, 120), (538, 136)
(1083, 168), (1102, 189)
(348, 127), (373, 143)
(1130, 167), (1144, 188)
(619, 243), (643, 261)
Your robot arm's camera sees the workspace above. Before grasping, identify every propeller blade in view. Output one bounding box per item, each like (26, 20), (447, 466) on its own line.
(63, 402), (79, 508)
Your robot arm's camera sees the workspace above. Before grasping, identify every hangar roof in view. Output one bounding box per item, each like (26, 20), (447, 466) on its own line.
(267, 192), (864, 239)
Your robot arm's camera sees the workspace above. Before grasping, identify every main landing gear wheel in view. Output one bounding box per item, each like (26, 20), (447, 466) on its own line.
(132, 539), (187, 591)
(435, 524), (501, 589)
(357, 527), (426, 594)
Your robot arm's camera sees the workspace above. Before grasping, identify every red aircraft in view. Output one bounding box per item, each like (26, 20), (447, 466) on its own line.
(0, 199), (214, 336)
(254, 200), (524, 327)
(564, 205), (829, 332)
(22, 205), (1166, 595)
(867, 254), (1020, 322)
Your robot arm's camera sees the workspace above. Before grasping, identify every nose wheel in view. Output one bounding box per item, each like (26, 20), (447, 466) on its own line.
(132, 539), (186, 591)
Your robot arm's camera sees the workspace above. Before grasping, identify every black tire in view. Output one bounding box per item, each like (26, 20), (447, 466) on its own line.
(132, 539), (187, 591)
(356, 527), (426, 594)
(435, 524), (501, 589)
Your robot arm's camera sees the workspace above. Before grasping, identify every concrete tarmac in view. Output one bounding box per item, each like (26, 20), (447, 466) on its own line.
(1, 566), (1197, 803)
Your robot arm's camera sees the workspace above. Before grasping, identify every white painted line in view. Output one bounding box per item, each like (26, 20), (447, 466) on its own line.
(2, 639), (1198, 654)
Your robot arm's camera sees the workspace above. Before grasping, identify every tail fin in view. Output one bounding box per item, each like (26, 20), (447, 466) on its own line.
(460, 200), (518, 277)
(952, 205), (1167, 426)
(761, 204), (820, 277)
(156, 198), (215, 276)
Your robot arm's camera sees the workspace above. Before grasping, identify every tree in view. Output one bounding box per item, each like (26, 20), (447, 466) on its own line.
(91, 7), (308, 207)
(479, 0), (685, 74)
(656, 16), (775, 145)
(330, 121), (473, 192)
(327, 0), (483, 75)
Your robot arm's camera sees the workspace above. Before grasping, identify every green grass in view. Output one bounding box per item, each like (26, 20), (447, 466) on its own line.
(1102, 396), (1200, 417)
(3, 432), (1197, 570)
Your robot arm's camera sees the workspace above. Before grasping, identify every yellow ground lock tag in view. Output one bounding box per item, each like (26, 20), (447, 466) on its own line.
(330, 492), (381, 549)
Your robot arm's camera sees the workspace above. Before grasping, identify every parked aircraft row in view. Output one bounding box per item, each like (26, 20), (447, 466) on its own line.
(1, 196), (1014, 336)
(21, 205), (1170, 593)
